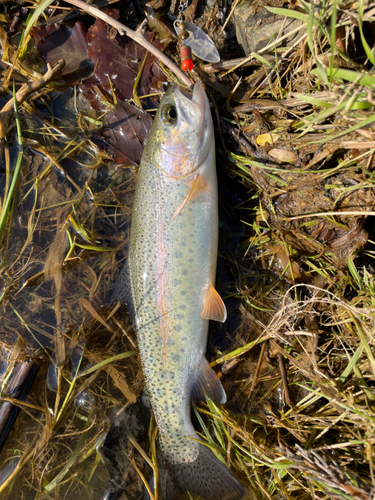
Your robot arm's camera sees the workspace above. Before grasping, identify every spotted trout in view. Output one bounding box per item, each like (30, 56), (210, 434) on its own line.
(115, 82), (245, 500)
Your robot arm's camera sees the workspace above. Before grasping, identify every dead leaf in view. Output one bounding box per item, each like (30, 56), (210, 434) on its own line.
(79, 298), (113, 332)
(33, 23), (93, 85)
(268, 148), (298, 163)
(256, 133), (280, 146)
(87, 16), (165, 106)
(105, 365), (137, 403)
(95, 101), (152, 165)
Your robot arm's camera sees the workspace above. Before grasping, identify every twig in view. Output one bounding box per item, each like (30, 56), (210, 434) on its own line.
(203, 55), (274, 74)
(61, 0), (193, 90)
(0, 60), (65, 139)
(281, 210), (375, 221)
(278, 353), (293, 407)
(248, 340), (267, 398)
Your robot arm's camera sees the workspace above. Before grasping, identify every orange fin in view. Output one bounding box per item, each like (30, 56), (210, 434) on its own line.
(201, 284), (227, 323)
(171, 174), (208, 221)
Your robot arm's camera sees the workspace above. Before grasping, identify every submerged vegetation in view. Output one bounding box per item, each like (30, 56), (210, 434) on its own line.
(0, 0), (375, 499)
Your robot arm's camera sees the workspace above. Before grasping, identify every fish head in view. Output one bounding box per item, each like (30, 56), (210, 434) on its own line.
(153, 81), (213, 179)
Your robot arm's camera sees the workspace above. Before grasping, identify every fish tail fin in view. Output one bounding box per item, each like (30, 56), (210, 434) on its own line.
(157, 442), (246, 500)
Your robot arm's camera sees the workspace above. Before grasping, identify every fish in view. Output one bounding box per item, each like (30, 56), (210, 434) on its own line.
(114, 81), (245, 500)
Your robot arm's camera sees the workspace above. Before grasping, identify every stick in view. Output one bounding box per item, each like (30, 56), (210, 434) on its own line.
(61, 0), (193, 90)
(278, 353), (293, 407)
(0, 59), (65, 139)
(0, 361), (40, 452)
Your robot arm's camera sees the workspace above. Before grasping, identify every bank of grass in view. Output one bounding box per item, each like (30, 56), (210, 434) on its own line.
(194, 1), (375, 497)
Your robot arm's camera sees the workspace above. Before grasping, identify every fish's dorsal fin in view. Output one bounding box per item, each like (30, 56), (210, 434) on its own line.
(192, 358), (226, 404)
(201, 284), (227, 323)
(171, 174), (208, 221)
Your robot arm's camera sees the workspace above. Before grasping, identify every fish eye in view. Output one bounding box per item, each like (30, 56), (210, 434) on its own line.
(162, 104), (177, 125)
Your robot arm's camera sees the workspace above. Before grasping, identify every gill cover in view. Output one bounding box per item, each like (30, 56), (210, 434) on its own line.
(154, 81), (213, 178)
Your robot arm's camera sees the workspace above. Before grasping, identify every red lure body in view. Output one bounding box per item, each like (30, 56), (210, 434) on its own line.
(180, 45), (193, 72)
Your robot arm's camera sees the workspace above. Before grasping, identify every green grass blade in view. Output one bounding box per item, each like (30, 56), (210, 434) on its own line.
(358, 0), (375, 65)
(312, 67), (375, 86)
(79, 351), (137, 377)
(265, 6), (308, 22)
(329, 0), (338, 82)
(44, 415), (92, 491)
(19, 0), (55, 58)
(291, 92), (333, 108)
(306, 6), (328, 85)
(0, 83), (24, 241)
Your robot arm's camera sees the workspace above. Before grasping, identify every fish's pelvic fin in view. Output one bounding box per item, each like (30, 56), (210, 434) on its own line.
(171, 174), (208, 221)
(157, 441), (246, 500)
(201, 284), (227, 323)
(192, 358), (226, 404)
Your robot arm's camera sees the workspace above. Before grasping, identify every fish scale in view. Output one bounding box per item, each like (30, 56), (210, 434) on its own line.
(118, 82), (245, 500)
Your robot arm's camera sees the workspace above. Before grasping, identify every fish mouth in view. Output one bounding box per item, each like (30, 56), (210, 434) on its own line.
(179, 81), (207, 114)
(191, 81), (207, 113)
(178, 81), (207, 139)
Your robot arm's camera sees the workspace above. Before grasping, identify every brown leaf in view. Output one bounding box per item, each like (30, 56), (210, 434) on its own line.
(33, 23), (93, 85)
(87, 17), (165, 105)
(95, 101), (153, 165)
(44, 224), (68, 283)
(79, 298), (113, 332)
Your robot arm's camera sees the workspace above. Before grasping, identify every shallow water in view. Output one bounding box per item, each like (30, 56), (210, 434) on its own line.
(0, 87), (142, 499)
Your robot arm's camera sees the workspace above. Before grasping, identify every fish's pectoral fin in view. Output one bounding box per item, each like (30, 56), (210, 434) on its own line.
(201, 284), (227, 323)
(192, 358), (226, 404)
(171, 174), (208, 221)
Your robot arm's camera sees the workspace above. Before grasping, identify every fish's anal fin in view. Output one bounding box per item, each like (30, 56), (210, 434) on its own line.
(192, 358), (226, 404)
(171, 174), (208, 221)
(201, 284), (227, 323)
